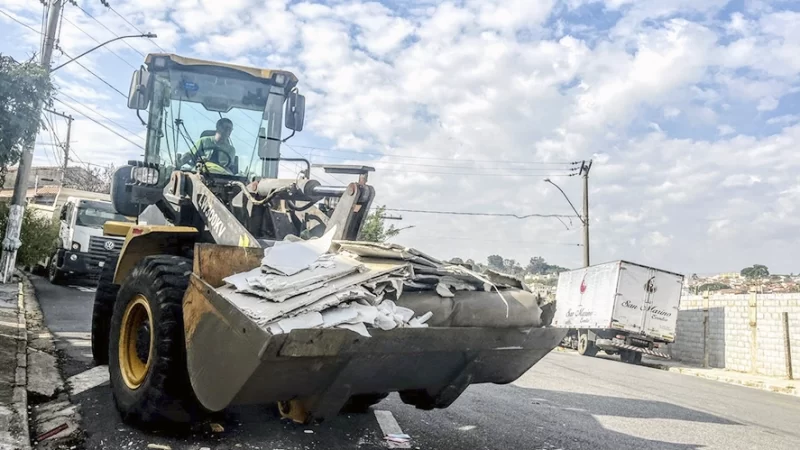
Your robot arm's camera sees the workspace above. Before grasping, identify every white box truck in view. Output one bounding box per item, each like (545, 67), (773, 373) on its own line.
(553, 260), (684, 364)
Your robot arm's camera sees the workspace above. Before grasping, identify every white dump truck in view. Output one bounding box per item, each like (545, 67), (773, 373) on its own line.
(553, 260), (684, 364)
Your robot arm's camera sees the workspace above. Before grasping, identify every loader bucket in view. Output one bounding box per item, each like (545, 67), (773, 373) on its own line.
(183, 244), (566, 420)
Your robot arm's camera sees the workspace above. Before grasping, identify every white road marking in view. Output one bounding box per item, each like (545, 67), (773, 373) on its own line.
(374, 410), (410, 449)
(68, 285), (97, 293)
(66, 365), (110, 396)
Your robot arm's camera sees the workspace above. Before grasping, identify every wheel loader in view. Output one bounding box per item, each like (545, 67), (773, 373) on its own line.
(90, 53), (566, 427)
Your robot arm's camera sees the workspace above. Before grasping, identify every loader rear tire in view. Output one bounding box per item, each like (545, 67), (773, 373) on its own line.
(577, 331), (598, 357)
(109, 255), (205, 427)
(91, 257), (119, 365)
(340, 393), (389, 413)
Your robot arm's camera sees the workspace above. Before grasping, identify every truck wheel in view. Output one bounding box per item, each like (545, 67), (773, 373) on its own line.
(91, 257), (119, 365)
(622, 351), (642, 365)
(577, 331), (598, 357)
(108, 255), (205, 426)
(48, 251), (66, 285)
(340, 393), (390, 414)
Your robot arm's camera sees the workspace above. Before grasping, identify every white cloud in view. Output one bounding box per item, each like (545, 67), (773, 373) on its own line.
(3, 0), (799, 273)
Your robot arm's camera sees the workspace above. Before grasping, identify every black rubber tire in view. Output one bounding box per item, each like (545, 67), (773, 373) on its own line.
(399, 390), (436, 410)
(340, 393), (389, 414)
(577, 331), (598, 357)
(109, 255), (205, 427)
(48, 251), (66, 285)
(622, 350), (643, 365)
(91, 256), (120, 365)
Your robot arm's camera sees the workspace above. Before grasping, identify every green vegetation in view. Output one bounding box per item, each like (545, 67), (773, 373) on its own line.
(0, 203), (59, 267)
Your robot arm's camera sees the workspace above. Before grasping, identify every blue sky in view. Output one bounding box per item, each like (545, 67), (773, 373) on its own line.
(1, 0), (799, 274)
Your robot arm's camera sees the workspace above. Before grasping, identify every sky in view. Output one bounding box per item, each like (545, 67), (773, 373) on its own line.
(1, 0), (799, 275)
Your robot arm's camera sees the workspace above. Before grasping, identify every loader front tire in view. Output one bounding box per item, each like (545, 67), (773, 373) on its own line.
(340, 393), (389, 413)
(577, 331), (598, 357)
(109, 255), (204, 427)
(91, 257), (119, 364)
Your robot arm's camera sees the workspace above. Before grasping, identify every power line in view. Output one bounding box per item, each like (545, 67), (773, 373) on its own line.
(0, 9), (44, 35)
(310, 154), (581, 172)
(72, 3), (146, 58)
(380, 208), (575, 219)
(60, 14), (137, 69)
(55, 46), (128, 97)
(376, 169), (575, 178)
(409, 235), (583, 246)
(106, 4), (166, 52)
(294, 144), (580, 165)
(57, 91), (141, 136)
(53, 96), (145, 149)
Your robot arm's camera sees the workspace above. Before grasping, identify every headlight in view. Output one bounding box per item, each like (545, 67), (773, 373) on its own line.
(274, 73), (286, 86)
(131, 166), (159, 185)
(71, 242), (80, 251)
(69, 254), (78, 262)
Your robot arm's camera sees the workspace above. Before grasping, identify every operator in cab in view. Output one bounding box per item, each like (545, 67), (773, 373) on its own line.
(181, 118), (236, 174)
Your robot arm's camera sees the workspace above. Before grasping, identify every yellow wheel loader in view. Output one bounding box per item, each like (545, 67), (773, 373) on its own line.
(90, 53), (566, 427)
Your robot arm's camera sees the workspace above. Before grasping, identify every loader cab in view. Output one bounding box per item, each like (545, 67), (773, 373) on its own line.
(125, 53), (305, 183)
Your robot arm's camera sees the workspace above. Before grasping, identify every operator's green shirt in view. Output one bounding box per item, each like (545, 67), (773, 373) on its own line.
(189, 136), (235, 166)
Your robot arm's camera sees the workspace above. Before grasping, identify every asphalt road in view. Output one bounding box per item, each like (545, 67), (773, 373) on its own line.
(30, 274), (800, 450)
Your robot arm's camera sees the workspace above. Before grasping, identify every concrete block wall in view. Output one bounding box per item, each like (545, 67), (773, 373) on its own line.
(668, 293), (800, 378)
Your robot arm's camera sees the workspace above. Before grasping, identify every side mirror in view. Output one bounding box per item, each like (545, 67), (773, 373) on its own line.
(110, 165), (141, 217)
(127, 68), (151, 110)
(59, 206), (67, 221)
(285, 92), (305, 131)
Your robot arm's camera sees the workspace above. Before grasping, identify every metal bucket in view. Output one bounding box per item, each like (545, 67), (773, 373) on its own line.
(182, 244), (566, 420)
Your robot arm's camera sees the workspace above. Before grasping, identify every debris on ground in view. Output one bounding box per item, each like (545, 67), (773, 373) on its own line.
(146, 444), (172, 450)
(209, 422), (225, 433)
(218, 230), (541, 337)
(384, 433), (412, 444)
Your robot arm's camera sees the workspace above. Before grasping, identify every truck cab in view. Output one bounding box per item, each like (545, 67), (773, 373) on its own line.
(48, 197), (133, 284)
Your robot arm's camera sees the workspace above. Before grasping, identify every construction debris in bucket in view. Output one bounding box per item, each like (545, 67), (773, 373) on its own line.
(218, 228), (520, 336)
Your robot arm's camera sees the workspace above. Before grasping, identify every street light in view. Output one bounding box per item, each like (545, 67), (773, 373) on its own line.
(51, 33), (158, 72)
(543, 162), (592, 267)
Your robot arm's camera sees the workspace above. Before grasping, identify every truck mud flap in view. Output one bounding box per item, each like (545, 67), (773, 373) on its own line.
(183, 274), (566, 419)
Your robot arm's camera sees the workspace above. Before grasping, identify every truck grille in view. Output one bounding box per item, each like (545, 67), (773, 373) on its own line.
(88, 236), (124, 263)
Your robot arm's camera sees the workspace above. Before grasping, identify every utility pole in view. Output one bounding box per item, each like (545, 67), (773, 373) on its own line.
(0, 0), (64, 283)
(44, 109), (73, 185)
(581, 160), (592, 267)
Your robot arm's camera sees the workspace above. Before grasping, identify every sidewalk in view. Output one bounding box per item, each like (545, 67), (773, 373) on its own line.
(643, 357), (798, 397)
(0, 277), (29, 450)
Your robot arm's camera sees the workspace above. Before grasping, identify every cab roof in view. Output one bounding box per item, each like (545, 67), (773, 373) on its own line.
(144, 53), (298, 84)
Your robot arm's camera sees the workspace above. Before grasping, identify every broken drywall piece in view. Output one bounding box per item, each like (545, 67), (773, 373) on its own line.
(337, 321), (371, 337)
(262, 225), (337, 275)
(408, 311), (433, 328)
(436, 283), (454, 298)
(277, 312), (323, 333)
(321, 306), (360, 328)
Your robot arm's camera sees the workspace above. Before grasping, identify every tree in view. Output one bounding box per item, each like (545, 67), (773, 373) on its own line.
(487, 255), (504, 270)
(66, 165), (115, 193)
(525, 256), (568, 275)
(358, 205), (400, 243)
(697, 282), (731, 292)
(0, 55), (54, 186)
(0, 203), (58, 267)
(741, 264), (769, 279)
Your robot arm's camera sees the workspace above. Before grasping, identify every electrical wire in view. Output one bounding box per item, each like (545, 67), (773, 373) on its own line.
(53, 96), (145, 149)
(0, 9), (44, 35)
(376, 169), (575, 178)
(55, 46), (128, 97)
(409, 235), (582, 246)
(60, 15), (137, 69)
(380, 208), (576, 219)
(309, 154), (581, 172)
(56, 91), (142, 136)
(106, 4), (166, 52)
(72, 3), (146, 57)
(293, 144), (581, 165)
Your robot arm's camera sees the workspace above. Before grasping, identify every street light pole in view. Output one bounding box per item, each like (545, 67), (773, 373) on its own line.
(544, 158), (592, 268)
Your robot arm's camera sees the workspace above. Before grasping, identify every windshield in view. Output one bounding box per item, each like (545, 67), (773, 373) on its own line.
(146, 68), (271, 178)
(75, 207), (131, 229)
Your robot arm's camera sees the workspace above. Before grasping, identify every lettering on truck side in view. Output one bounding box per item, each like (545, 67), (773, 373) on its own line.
(621, 300), (673, 322)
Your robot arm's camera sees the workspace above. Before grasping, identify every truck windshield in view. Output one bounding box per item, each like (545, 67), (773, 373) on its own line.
(145, 68), (277, 178)
(75, 207), (131, 229)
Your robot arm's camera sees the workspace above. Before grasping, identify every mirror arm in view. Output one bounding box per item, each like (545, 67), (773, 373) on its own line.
(136, 109), (147, 126)
(281, 128), (296, 143)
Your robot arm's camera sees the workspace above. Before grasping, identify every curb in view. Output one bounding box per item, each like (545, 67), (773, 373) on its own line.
(13, 278), (31, 450)
(660, 366), (798, 397)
